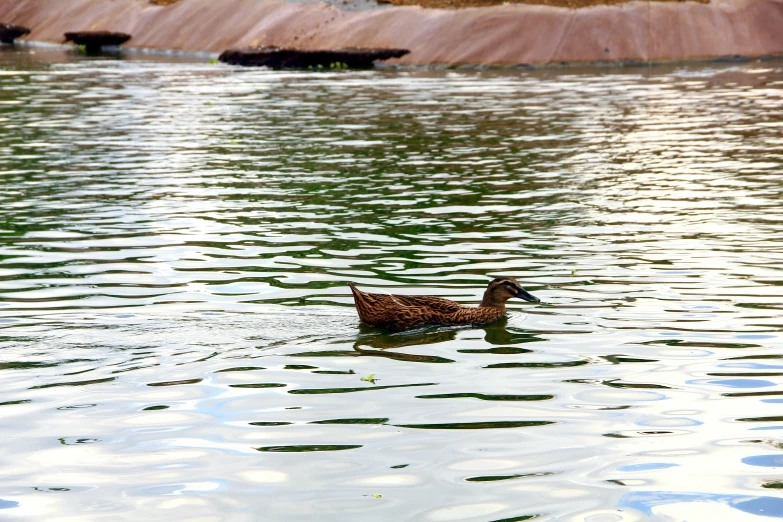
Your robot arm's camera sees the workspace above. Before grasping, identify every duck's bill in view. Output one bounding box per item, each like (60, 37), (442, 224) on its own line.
(515, 288), (540, 303)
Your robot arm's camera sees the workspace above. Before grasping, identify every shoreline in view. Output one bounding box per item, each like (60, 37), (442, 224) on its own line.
(8, 39), (783, 70)
(1, 0), (782, 66)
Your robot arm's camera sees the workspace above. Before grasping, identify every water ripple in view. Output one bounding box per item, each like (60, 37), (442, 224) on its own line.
(0, 48), (782, 520)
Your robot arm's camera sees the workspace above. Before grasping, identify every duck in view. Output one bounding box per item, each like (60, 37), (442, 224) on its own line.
(348, 276), (540, 332)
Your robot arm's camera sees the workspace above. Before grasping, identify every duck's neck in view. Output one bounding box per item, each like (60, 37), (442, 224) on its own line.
(480, 293), (506, 309)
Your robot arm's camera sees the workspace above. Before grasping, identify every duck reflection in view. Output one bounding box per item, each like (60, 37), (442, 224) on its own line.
(481, 316), (543, 345)
(351, 324), (458, 363)
(349, 318), (544, 362)
(354, 324), (458, 350)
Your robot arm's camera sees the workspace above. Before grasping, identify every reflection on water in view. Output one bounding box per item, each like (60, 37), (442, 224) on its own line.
(1, 46), (783, 520)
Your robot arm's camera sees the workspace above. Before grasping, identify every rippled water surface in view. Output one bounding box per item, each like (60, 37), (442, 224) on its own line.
(1, 46), (783, 521)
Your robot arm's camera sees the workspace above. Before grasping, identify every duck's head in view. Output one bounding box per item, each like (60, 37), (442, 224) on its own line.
(481, 276), (540, 308)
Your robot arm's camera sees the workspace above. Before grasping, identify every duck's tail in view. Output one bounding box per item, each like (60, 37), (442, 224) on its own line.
(347, 282), (365, 304)
(347, 282), (372, 324)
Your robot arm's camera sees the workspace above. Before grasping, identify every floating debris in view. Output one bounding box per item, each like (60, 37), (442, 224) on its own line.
(218, 47), (410, 69)
(0, 23), (30, 44)
(360, 373), (378, 384)
(63, 31), (132, 53)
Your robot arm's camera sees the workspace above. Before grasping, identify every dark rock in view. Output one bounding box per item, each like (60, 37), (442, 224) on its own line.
(63, 31), (132, 53)
(218, 47), (410, 69)
(0, 23), (31, 44)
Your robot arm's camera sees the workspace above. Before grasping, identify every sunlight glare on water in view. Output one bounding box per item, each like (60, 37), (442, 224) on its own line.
(0, 47), (782, 521)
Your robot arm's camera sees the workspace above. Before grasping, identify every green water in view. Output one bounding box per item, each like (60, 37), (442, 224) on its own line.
(1, 46), (783, 521)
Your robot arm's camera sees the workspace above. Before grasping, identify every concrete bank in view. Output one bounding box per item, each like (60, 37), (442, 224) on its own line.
(1, 0), (782, 65)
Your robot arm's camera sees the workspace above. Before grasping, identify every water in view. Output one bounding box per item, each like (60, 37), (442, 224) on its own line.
(1, 46), (782, 521)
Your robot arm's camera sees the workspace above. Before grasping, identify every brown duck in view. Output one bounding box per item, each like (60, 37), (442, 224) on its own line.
(348, 277), (540, 332)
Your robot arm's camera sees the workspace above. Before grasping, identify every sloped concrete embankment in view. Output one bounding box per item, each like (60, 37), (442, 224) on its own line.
(1, 0), (782, 65)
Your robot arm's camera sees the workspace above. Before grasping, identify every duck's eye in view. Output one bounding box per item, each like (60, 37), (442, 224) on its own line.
(504, 282), (518, 292)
